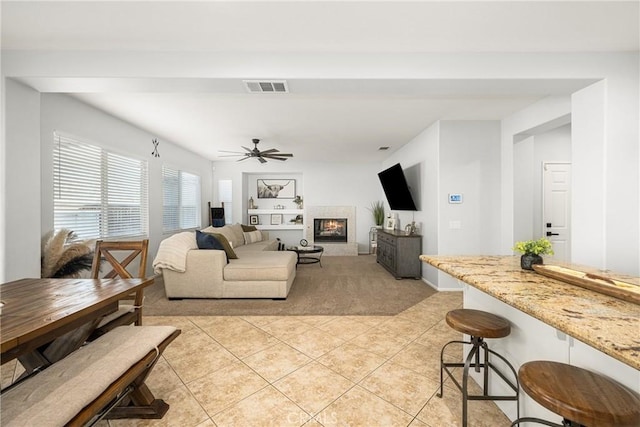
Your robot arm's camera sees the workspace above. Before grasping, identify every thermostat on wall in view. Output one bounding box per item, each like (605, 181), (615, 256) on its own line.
(448, 193), (463, 204)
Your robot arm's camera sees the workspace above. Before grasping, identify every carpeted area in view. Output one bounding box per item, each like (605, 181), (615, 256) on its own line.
(143, 254), (436, 316)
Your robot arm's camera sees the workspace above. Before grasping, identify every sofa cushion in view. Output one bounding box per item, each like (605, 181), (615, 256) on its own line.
(241, 224), (258, 232)
(229, 223), (245, 247)
(224, 251), (296, 281)
(234, 239), (279, 253)
(243, 230), (263, 245)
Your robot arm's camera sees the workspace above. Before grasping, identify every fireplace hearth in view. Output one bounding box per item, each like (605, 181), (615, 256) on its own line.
(314, 218), (347, 243)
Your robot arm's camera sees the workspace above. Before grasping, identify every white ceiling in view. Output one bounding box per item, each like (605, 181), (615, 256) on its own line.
(2, 1), (638, 162)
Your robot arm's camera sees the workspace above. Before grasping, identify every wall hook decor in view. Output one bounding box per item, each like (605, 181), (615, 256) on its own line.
(151, 138), (160, 157)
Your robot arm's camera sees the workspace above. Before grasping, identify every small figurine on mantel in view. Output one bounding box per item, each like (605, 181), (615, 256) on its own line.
(249, 196), (256, 209)
(293, 195), (303, 209)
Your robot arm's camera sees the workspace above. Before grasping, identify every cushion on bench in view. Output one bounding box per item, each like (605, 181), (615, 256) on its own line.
(1, 325), (178, 427)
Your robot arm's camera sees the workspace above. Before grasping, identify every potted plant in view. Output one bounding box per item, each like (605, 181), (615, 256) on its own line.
(513, 237), (554, 270)
(369, 201), (385, 228)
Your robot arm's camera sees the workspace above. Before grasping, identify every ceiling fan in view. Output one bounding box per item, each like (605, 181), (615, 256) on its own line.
(218, 138), (294, 163)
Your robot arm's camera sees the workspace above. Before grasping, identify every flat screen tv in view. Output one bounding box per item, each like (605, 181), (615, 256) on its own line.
(378, 163), (418, 211)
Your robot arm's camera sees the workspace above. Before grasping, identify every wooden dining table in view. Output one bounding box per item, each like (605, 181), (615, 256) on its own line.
(0, 277), (154, 366)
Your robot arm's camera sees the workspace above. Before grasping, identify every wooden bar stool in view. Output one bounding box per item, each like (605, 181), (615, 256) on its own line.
(438, 308), (519, 427)
(510, 361), (640, 427)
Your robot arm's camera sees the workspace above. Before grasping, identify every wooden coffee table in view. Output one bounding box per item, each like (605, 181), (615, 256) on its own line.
(289, 245), (324, 267)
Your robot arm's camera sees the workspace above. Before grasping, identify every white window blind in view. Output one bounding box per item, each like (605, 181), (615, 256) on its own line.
(218, 179), (233, 224)
(162, 166), (201, 232)
(53, 133), (149, 240)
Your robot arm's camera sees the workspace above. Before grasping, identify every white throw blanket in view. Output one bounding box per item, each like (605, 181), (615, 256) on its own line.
(153, 231), (197, 274)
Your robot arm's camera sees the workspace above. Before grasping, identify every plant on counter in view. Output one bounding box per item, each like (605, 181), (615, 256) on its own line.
(41, 229), (95, 278)
(513, 237), (554, 270)
(369, 201), (385, 227)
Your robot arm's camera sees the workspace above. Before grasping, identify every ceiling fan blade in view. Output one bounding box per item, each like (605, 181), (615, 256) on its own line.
(241, 146), (253, 153)
(219, 154), (244, 157)
(259, 148), (279, 155)
(263, 153), (293, 157)
(258, 157), (267, 164)
(218, 150), (244, 154)
(236, 156), (251, 162)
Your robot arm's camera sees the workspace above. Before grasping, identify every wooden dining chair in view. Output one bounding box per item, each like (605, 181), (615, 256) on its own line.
(89, 239), (150, 338)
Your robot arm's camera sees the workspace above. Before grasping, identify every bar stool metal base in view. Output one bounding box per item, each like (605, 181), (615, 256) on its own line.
(438, 335), (520, 427)
(509, 417), (585, 427)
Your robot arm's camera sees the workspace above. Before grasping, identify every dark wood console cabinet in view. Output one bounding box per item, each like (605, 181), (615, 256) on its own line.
(376, 229), (422, 279)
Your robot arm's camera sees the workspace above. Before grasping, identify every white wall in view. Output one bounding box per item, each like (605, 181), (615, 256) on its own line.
(384, 120), (501, 290)
(2, 79), (41, 281)
(36, 93), (213, 276)
(212, 160), (382, 251)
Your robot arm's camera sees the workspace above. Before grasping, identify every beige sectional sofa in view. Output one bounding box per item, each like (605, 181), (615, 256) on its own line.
(153, 224), (297, 299)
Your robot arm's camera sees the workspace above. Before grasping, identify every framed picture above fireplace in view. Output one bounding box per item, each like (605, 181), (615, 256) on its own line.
(257, 179), (296, 199)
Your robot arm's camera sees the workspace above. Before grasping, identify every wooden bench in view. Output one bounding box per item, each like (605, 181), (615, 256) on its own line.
(1, 325), (181, 427)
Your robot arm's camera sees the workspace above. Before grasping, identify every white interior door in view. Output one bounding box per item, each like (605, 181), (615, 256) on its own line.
(543, 162), (571, 262)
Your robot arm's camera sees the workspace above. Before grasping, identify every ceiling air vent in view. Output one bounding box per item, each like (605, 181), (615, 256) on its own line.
(378, 146), (390, 151)
(243, 80), (289, 93)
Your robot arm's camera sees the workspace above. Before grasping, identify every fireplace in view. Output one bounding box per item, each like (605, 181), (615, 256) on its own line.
(314, 218), (348, 243)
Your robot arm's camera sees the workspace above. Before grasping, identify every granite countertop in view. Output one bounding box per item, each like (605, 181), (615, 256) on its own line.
(420, 255), (640, 370)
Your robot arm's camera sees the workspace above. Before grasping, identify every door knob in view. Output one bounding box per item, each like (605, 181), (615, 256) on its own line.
(546, 232), (559, 236)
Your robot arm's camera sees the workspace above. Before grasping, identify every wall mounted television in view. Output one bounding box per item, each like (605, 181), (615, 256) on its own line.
(377, 163), (418, 211)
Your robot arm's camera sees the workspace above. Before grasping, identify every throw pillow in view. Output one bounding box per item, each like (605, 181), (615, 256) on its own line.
(229, 223), (245, 247)
(243, 230), (263, 245)
(195, 230), (224, 250)
(209, 233), (238, 259)
(241, 224), (258, 232)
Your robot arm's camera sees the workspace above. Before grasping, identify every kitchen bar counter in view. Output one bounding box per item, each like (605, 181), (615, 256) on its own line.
(419, 255), (640, 370)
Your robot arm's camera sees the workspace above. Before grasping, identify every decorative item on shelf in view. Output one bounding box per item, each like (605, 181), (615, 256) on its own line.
(41, 229), (95, 278)
(289, 214), (303, 224)
(293, 195), (303, 209)
(513, 237), (554, 270)
(249, 214), (259, 225)
(299, 239), (308, 247)
(369, 201), (385, 228)
(248, 196), (255, 209)
(384, 215), (396, 231)
(270, 213), (283, 225)
(404, 221), (417, 235)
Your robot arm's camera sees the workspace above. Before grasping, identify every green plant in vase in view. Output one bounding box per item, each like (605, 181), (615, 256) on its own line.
(513, 237), (554, 270)
(369, 201), (385, 228)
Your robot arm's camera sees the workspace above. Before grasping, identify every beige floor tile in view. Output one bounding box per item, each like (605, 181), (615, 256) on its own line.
(190, 316), (252, 331)
(195, 419), (216, 427)
(416, 380), (512, 427)
(315, 316), (374, 340)
(163, 328), (219, 361)
(390, 341), (443, 381)
(317, 385), (414, 427)
(242, 341), (312, 382)
(167, 341), (237, 383)
(344, 315), (390, 327)
(408, 418), (431, 427)
(205, 321), (280, 358)
(188, 359), (269, 416)
(317, 342), (387, 383)
(297, 315), (336, 327)
(376, 316), (430, 341)
(108, 384), (209, 427)
(241, 315), (281, 328)
(360, 361), (441, 416)
(257, 317), (314, 340)
(143, 315), (198, 333)
(349, 327), (412, 358)
(212, 385), (310, 427)
(146, 357), (185, 396)
(273, 361), (355, 415)
(282, 327), (346, 358)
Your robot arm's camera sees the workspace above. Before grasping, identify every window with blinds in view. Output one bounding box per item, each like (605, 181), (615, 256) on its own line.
(218, 179), (233, 224)
(53, 133), (149, 240)
(162, 166), (201, 232)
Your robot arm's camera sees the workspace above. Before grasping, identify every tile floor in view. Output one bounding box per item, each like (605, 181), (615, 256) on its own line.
(2, 291), (513, 427)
